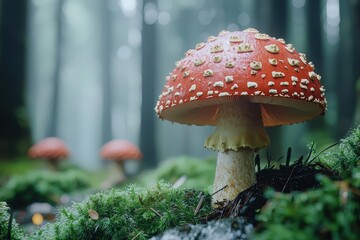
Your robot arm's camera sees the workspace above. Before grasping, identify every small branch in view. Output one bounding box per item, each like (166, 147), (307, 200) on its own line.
(150, 207), (162, 217)
(211, 185), (228, 197)
(281, 166), (295, 193)
(194, 194), (205, 216)
(131, 231), (142, 240)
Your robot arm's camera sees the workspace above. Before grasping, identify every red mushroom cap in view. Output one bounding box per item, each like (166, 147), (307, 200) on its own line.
(100, 140), (142, 161)
(28, 137), (70, 160)
(155, 29), (327, 126)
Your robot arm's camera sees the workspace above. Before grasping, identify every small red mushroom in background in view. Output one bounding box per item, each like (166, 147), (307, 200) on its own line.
(28, 137), (70, 170)
(154, 29), (327, 206)
(100, 139), (142, 187)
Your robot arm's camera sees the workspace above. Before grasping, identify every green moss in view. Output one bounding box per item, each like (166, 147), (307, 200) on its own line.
(255, 170), (360, 240)
(136, 156), (215, 190)
(0, 202), (26, 240)
(320, 125), (360, 178)
(30, 182), (212, 240)
(0, 169), (90, 209)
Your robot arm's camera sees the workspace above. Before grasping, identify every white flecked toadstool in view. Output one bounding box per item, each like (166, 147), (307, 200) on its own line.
(28, 137), (70, 170)
(100, 139), (142, 185)
(154, 29), (327, 205)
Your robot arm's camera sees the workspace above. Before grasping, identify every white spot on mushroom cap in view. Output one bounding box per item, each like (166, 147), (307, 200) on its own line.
(229, 36), (242, 43)
(247, 82), (258, 88)
(299, 53), (307, 64)
(218, 30), (229, 36)
(203, 69), (214, 77)
(213, 56), (222, 63)
(272, 71), (285, 78)
(244, 28), (259, 33)
(225, 61), (235, 68)
(195, 42), (205, 50)
(183, 71), (190, 78)
(291, 76), (298, 82)
(213, 81), (224, 87)
(269, 58), (278, 65)
(231, 84), (238, 90)
(189, 84), (196, 92)
(288, 58), (300, 66)
(277, 38), (286, 44)
(250, 61), (262, 70)
(219, 92), (231, 97)
(211, 45), (224, 53)
(265, 44), (280, 53)
(300, 84), (308, 90)
(309, 71), (318, 80)
(194, 58), (205, 66)
(255, 33), (270, 40)
(269, 89), (277, 94)
(285, 44), (295, 53)
(207, 36), (217, 42)
(301, 79), (310, 85)
(237, 43), (254, 52)
(225, 76), (234, 82)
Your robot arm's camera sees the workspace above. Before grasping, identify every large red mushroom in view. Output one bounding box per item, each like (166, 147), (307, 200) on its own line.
(28, 137), (70, 170)
(100, 139), (142, 185)
(154, 29), (327, 205)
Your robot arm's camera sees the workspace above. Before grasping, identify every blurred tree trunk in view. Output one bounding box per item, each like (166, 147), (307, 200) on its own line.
(100, 1), (112, 145)
(336, 0), (357, 138)
(255, 0), (288, 37)
(352, 0), (360, 124)
(0, 0), (28, 158)
(48, 0), (64, 137)
(140, 0), (158, 169)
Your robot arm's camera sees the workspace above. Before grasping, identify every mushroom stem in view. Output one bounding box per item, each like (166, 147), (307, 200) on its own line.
(213, 149), (256, 204)
(205, 102), (269, 205)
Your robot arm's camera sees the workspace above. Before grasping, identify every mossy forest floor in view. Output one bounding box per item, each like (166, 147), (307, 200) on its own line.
(1, 126), (360, 239)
